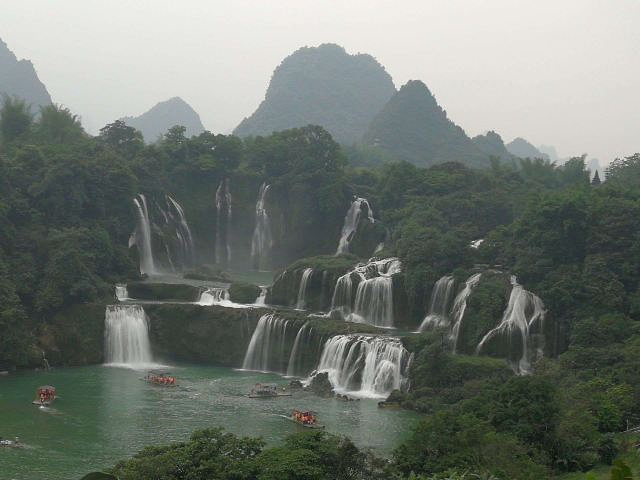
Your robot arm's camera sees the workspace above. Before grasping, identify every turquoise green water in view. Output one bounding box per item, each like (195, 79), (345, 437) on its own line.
(0, 365), (418, 480)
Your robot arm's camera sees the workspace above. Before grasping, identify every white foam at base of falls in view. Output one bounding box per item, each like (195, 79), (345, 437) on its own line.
(104, 305), (159, 369)
(311, 335), (409, 398)
(197, 287), (248, 309)
(254, 286), (268, 306)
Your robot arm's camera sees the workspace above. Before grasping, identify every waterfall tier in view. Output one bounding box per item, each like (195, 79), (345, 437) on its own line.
(129, 193), (196, 275)
(295, 268), (314, 310)
(115, 284), (129, 302)
(251, 183), (273, 270)
(449, 273), (482, 352)
(215, 179), (232, 265)
(476, 276), (546, 374)
(129, 194), (157, 276)
(104, 305), (154, 368)
(197, 287), (248, 309)
(254, 286), (268, 306)
(331, 257), (401, 328)
(336, 197), (375, 255)
(312, 335), (410, 398)
(242, 313), (291, 373)
(418, 275), (456, 332)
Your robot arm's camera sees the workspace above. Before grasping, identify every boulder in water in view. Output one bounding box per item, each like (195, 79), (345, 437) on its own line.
(306, 371), (334, 397)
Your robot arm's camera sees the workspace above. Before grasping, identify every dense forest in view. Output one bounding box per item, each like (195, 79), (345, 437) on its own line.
(2, 95), (640, 479)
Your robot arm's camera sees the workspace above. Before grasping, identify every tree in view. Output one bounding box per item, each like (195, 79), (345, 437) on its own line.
(0, 95), (33, 144)
(99, 120), (144, 156)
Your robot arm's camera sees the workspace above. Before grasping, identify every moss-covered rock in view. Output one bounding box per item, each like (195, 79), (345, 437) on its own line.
(127, 282), (201, 302)
(229, 282), (261, 304)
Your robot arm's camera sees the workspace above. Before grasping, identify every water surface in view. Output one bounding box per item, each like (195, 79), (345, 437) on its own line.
(0, 364), (417, 480)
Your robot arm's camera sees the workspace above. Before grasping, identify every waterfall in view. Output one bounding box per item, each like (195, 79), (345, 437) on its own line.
(450, 273), (482, 352)
(104, 305), (154, 368)
(286, 322), (311, 376)
(312, 335), (409, 398)
(295, 268), (313, 310)
(215, 179), (232, 265)
(340, 258), (401, 328)
(197, 287), (248, 309)
(418, 275), (456, 332)
(476, 276), (546, 374)
(251, 183), (273, 269)
(254, 286), (268, 306)
(129, 194), (157, 276)
(331, 272), (354, 315)
(336, 197), (375, 255)
(242, 313), (290, 373)
(166, 195), (195, 267)
(115, 284), (129, 301)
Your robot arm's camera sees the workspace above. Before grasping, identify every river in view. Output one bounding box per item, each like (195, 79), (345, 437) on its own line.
(0, 364), (418, 479)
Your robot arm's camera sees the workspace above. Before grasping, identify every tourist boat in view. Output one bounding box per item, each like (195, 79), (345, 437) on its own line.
(144, 371), (177, 386)
(291, 409), (325, 429)
(248, 383), (292, 398)
(0, 438), (25, 449)
(32, 385), (56, 406)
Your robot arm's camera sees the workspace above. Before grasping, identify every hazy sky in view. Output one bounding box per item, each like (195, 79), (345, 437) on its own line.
(1, 1), (638, 163)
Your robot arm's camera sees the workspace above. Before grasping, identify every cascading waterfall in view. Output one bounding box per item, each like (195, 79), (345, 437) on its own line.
(251, 183), (273, 269)
(129, 194), (157, 276)
(336, 197), (375, 255)
(418, 275), (456, 332)
(215, 179), (232, 265)
(115, 284), (129, 301)
(197, 287), (248, 309)
(449, 273), (482, 352)
(254, 286), (268, 306)
(312, 335), (409, 398)
(242, 313), (291, 373)
(166, 195), (196, 267)
(332, 258), (401, 328)
(197, 287), (230, 305)
(286, 322), (312, 376)
(295, 268), (313, 310)
(331, 272), (354, 315)
(476, 276), (546, 374)
(104, 305), (154, 368)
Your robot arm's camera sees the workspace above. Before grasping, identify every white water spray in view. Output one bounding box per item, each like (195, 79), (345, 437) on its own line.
(312, 335), (409, 398)
(104, 305), (154, 368)
(295, 268), (313, 310)
(251, 183), (273, 269)
(418, 275), (456, 332)
(336, 197), (375, 255)
(476, 276), (546, 374)
(450, 273), (482, 352)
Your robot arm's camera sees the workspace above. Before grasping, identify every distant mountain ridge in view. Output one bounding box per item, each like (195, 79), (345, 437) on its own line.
(234, 43), (396, 144)
(121, 97), (205, 143)
(472, 131), (515, 161)
(506, 137), (549, 160)
(0, 37), (52, 112)
(362, 80), (490, 168)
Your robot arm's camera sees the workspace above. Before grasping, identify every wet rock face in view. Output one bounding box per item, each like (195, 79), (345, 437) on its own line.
(307, 371), (334, 397)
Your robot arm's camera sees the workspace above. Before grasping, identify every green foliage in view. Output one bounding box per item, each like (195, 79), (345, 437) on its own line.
(0, 95), (32, 143)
